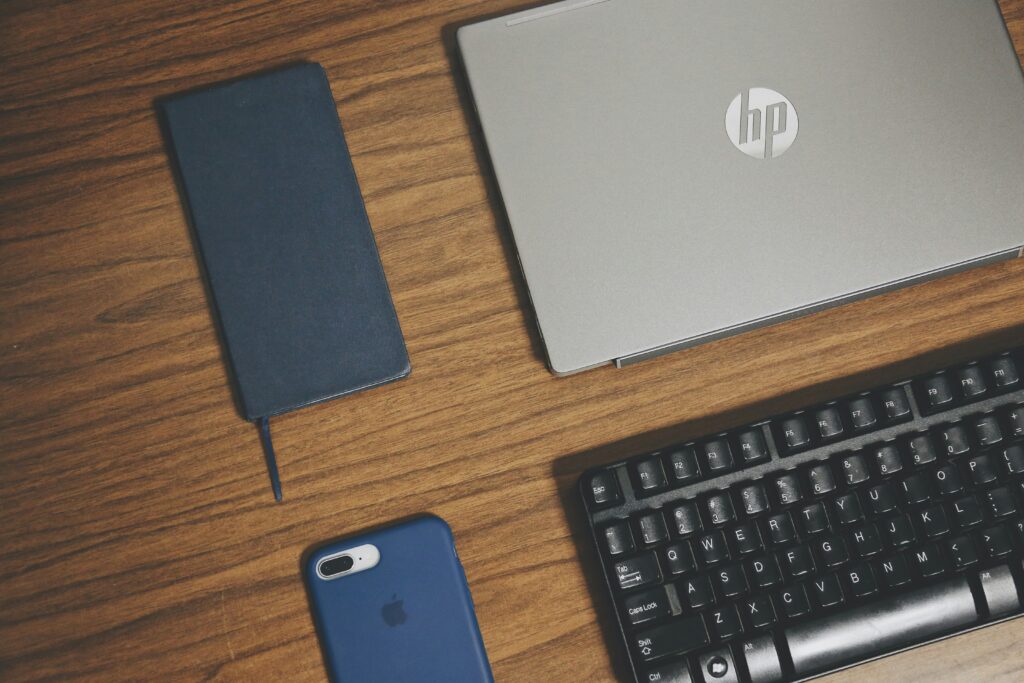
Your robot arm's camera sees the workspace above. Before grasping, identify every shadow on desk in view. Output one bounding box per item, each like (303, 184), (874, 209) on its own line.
(550, 323), (1024, 681)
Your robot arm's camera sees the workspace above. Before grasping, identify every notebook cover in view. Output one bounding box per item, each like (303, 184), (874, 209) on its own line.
(161, 63), (410, 421)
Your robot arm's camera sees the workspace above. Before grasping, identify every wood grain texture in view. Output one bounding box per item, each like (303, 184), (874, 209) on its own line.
(1, 1), (1023, 681)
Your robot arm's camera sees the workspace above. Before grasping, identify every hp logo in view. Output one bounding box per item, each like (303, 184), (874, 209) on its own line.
(726, 88), (799, 160)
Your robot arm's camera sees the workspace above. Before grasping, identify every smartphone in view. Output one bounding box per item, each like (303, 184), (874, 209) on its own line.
(304, 515), (493, 682)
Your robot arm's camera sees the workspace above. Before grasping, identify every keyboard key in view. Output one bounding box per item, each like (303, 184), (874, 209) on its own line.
(632, 614), (709, 663)
(911, 543), (945, 578)
(1007, 404), (1024, 437)
(740, 634), (784, 683)
(705, 491), (737, 526)
(817, 536), (850, 568)
(1004, 443), (1024, 474)
(604, 521), (635, 556)
(1012, 517), (1024, 545)
(951, 495), (984, 528)
(671, 502), (702, 537)
(664, 542), (696, 576)
(985, 486), (1017, 519)
(979, 525), (1013, 559)
(699, 647), (740, 683)
(906, 433), (939, 467)
(847, 396), (878, 432)
(833, 492), (864, 526)
(934, 463), (964, 496)
(771, 471), (804, 506)
(917, 374), (956, 414)
(751, 555), (783, 589)
(867, 482), (899, 516)
(642, 661), (694, 683)
(845, 562), (878, 598)
(813, 405), (845, 441)
(879, 386), (912, 423)
(587, 470), (621, 508)
(667, 446), (702, 483)
(716, 564), (749, 598)
(936, 423), (972, 457)
(635, 457), (669, 494)
(978, 564), (1021, 617)
(615, 552), (661, 591)
(973, 413), (1004, 447)
(900, 472), (933, 506)
(798, 502), (830, 535)
(806, 462), (837, 496)
(940, 526), (972, 565)
(990, 355), (1021, 390)
(872, 443), (904, 477)
(624, 585), (673, 626)
(638, 511), (670, 545)
(947, 535), (978, 569)
(764, 512), (797, 546)
(878, 554), (912, 589)
(811, 573), (844, 608)
(680, 574), (716, 609)
(957, 364), (988, 400)
(779, 584), (811, 619)
(776, 415), (813, 454)
(736, 429), (770, 464)
(783, 545), (816, 578)
(785, 575), (978, 677)
(965, 452), (999, 486)
(742, 595), (777, 630)
(851, 523), (884, 557)
(739, 482), (771, 516)
(884, 515), (916, 548)
(704, 438), (735, 474)
(917, 504), (950, 538)
(696, 531), (730, 566)
(732, 523), (764, 555)
(838, 453), (871, 486)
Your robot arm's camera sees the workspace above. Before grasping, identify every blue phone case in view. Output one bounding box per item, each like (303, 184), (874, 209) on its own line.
(304, 515), (493, 682)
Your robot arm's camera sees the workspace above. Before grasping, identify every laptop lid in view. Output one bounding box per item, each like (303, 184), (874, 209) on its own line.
(458, 0), (1024, 375)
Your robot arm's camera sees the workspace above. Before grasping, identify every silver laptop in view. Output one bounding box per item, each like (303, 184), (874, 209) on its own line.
(457, 0), (1024, 376)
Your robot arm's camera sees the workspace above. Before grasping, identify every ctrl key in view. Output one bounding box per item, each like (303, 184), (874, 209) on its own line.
(633, 614), (709, 664)
(642, 660), (693, 683)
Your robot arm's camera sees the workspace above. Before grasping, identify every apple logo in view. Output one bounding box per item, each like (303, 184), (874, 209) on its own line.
(381, 594), (407, 627)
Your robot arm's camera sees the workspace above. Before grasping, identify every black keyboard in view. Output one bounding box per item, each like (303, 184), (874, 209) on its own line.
(579, 347), (1024, 683)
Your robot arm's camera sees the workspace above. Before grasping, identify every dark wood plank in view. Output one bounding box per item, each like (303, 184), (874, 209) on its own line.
(2, 1), (1023, 680)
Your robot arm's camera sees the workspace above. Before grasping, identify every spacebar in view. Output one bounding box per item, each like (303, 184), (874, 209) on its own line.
(785, 576), (979, 677)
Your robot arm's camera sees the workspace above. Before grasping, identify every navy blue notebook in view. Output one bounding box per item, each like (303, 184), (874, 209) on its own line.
(161, 63), (410, 500)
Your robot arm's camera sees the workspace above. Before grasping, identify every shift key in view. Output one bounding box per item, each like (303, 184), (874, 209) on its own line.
(633, 614), (709, 663)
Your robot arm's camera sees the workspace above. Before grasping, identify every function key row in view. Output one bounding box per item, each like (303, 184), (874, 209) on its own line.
(634, 430), (771, 495)
(772, 386), (913, 456)
(586, 428), (775, 508)
(914, 351), (1022, 415)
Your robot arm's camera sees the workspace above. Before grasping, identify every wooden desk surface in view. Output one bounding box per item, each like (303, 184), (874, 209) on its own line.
(2, 1), (1023, 681)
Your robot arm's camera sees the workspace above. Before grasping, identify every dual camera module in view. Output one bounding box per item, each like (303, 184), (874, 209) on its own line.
(316, 543), (380, 580)
(319, 554), (358, 577)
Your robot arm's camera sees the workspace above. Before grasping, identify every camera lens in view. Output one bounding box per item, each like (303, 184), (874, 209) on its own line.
(319, 555), (354, 577)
